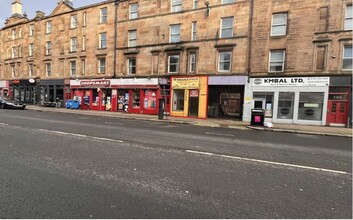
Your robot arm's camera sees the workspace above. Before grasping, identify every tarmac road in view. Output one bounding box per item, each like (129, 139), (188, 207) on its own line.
(0, 109), (351, 218)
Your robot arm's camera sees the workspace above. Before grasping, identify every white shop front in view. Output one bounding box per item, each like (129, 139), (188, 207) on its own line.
(243, 77), (330, 126)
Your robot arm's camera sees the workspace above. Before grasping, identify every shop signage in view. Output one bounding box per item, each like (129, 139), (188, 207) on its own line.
(0, 81), (6, 88)
(190, 90), (199, 97)
(172, 77), (200, 89)
(13, 80), (20, 84)
(80, 80), (110, 88)
(29, 79), (35, 84)
(252, 77), (329, 87)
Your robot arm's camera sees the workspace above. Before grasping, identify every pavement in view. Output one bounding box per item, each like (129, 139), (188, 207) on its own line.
(25, 105), (352, 138)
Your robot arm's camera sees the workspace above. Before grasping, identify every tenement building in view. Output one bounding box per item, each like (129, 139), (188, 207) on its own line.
(0, 0), (352, 127)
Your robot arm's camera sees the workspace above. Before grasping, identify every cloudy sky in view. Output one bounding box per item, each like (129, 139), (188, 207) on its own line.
(0, 0), (103, 28)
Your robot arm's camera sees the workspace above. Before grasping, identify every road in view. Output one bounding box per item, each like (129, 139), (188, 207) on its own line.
(0, 109), (351, 218)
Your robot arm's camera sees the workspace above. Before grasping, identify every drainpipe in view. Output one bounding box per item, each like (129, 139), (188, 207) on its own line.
(113, 0), (119, 78)
(247, 0), (254, 83)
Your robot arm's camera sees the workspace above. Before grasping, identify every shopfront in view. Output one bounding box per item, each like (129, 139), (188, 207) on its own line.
(70, 78), (161, 115)
(243, 77), (330, 126)
(10, 79), (38, 104)
(0, 80), (10, 97)
(207, 76), (247, 119)
(39, 79), (65, 107)
(170, 76), (208, 118)
(116, 78), (160, 115)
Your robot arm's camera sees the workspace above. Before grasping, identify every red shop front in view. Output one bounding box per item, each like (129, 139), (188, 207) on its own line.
(116, 78), (161, 115)
(70, 79), (118, 112)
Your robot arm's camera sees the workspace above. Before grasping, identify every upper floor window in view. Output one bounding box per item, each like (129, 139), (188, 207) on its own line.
(71, 14), (78, 28)
(82, 35), (86, 51)
(269, 50), (285, 72)
(11, 65), (16, 78)
(315, 46), (327, 71)
(46, 21), (52, 34)
(70, 37), (77, 52)
(343, 45), (352, 70)
(129, 3), (138, 19)
(29, 24), (34, 36)
(344, 5), (352, 30)
(271, 13), (287, 36)
(19, 28), (22, 38)
(11, 47), (16, 58)
(218, 51), (232, 72)
(193, 0), (198, 9)
(168, 54), (180, 73)
(127, 57), (136, 75)
(100, 7), (107, 23)
(191, 21), (197, 41)
(46, 41), (52, 55)
(170, 24), (181, 43)
(46, 63), (52, 77)
(128, 30), (137, 47)
(70, 60), (76, 76)
(222, 0), (234, 4)
(11, 29), (16, 40)
(81, 59), (86, 75)
(318, 7), (328, 32)
(83, 12), (87, 26)
(171, 0), (182, 13)
(189, 52), (196, 73)
(99, 32), (107, 49)
(29, 43), (34, 57)
(28, 64), (34, 77)
(98, 58), (106, 74)
(221, 17), (234, 38)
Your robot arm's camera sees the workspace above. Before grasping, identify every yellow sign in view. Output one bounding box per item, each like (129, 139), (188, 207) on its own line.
(172, 77), (200, 89)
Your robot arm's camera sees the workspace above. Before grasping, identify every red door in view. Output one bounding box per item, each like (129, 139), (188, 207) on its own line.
(327, 101), (348, 126)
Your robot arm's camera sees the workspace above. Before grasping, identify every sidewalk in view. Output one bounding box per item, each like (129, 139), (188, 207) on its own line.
(25, 105), (352, 138)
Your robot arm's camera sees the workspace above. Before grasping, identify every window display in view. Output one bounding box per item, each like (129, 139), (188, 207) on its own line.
(173, 90), (184, 111)
(298, 92), (324, 120)
(132, 90), (140, 108)
(144, 90), (156, 109)
(277, 92), (294, 119)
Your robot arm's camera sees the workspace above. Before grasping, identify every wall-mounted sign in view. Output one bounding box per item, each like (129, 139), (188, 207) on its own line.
(80, 80), (110, 88)
(252, 77), (329, 87)
(190, 90), (199, 97)
(0, 81), (6, 88)
(13, 80), (20, 84)
(29, 79), (36, 84)
(172, 77), (200, 89)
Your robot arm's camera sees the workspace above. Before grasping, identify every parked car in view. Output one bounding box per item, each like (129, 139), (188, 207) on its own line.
(0, 96), (26, 109)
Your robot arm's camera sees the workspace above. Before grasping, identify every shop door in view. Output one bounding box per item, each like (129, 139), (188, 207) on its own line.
(327, 101), (348, 126)
(189, 90), (199, 117)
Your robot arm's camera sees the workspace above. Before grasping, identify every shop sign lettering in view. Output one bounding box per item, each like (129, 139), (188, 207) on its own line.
(172, 77), (200, 89)
(252, 77), (329, 87)
(80, 80), (110, 88)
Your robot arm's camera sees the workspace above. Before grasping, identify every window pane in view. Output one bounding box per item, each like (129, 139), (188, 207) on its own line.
(271, 51), (284, 61)
(273, 13), (287, 25)
(277, 92), (294, 119)
(272, 26), (286, 36)
(172, 90), (184, 111)
(298, 92), (324, 121)
(344, 46), (352, 57)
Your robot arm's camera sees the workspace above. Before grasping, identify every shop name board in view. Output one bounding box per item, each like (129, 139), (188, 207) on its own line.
(253, 77), (329, 87)
(172, 77), (200, 89)
(0, 81), (6, 88)
(80, 80), (110, 87)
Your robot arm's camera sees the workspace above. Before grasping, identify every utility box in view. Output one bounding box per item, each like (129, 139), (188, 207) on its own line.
(250, 108), (265, 126)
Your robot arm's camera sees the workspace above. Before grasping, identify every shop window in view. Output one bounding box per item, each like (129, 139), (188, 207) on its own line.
(277, 92), (294, 119)
(172, 89), (184, 111)
(298, 92), (324, 121)
(253, 92), (274, 118)
(92, 89), (99, 106)
(144, 90), (157, 109)
(132, 90), (140, 108)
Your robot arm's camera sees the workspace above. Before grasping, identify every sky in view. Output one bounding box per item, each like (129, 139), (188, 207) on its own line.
(0, 0), (103, 28)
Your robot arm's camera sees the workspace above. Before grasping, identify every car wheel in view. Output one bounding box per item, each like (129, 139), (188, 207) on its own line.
(0, 104), (3, 109)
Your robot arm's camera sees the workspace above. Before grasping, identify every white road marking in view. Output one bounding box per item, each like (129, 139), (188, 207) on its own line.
(205, 132), (235, 137)
(0, 122), (9, 126)
(185, 150), (351, 175)
(38, 129), (123, 143)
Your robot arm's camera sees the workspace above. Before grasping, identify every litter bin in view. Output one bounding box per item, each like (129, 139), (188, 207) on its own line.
(65, 99), (73, 109)
(158, 98), (165, 120)
(250, 108), (265, 126)
(71, 100), (80, 109)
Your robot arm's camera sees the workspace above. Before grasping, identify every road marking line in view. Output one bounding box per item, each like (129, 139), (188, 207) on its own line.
(38, 129), (123, 143)
(0, 122), (9, 126)
(185, 150), (351, 175)
(205, 132), (235, 137)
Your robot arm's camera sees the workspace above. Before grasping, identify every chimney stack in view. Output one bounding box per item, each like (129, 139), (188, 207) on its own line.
(63, 0), (73, 7)
(12, 0), (22, 16)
